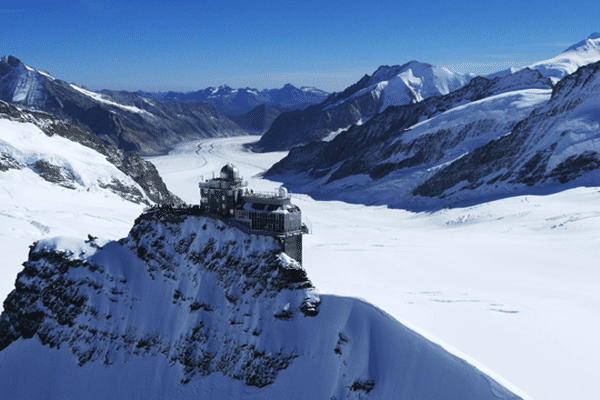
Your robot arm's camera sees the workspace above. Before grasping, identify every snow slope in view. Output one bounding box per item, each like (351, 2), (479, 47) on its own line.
(280, 87), (552, 208)
(0, 119), (150, 198)
(147, 136), (600, 400)
(0, 118), (147, 307)
(330, 61), (472, 112)
(0, 209), (524, 400)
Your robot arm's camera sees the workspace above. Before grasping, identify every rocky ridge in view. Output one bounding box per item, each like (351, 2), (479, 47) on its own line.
(412, 60), (600, 202)
(265, 68), (557, 207)
(267, 60), (600, 209)
(0, 211), (319, 386)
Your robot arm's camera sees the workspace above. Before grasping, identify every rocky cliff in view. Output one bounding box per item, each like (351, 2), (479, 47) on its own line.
(0, 209), (524, 399)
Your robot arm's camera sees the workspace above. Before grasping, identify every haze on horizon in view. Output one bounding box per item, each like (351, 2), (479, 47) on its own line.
(1, 0), (598, 93)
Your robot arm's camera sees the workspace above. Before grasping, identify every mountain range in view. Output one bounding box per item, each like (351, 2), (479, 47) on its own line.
(0, 56), (330, 155)
(135, 83), (330, 115)
(2, 33), (599, 400)
(252, 61), (472, 152)
(264, 33), (600, 209)
(0, 56), (245, 155)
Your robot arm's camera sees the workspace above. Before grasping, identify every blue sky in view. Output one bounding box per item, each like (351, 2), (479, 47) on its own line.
(1, 0), (599, 92)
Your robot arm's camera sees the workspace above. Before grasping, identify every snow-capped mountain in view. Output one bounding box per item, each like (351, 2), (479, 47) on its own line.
(265, 67), (556, 208)
(0, 209), (525, 399)
(410, 59), (600, 204)
(0, 100), (180, 206)
(0, 56), (248, 155)
(142, 83), (330, 116)
(489, 33), (600, 83)
(253, 61), (471, 152)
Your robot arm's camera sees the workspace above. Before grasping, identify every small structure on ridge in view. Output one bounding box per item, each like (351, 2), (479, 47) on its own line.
(199, 163), (307, 264)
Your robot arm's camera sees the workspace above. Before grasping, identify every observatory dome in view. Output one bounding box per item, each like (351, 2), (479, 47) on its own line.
(220, 163), (240, 181)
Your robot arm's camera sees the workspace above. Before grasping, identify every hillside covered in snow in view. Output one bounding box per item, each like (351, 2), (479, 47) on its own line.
(0, 100), (181, 206)
(0, 208), (526, 400)
(265, 67), (563, 209)
(0, 100), (184, 305)
(252, 61), (471, 152)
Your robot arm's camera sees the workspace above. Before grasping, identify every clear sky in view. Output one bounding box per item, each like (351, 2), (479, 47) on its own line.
(1, 0), (599, 92)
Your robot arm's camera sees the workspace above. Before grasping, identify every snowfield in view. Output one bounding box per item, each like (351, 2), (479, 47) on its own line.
(149, 136), (600, 400)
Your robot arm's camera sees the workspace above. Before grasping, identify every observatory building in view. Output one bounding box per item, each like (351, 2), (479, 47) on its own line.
(199, 163), (307, 264)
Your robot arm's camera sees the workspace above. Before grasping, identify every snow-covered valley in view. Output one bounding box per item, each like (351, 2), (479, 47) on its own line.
(1, 132), (599, 399)
(149, 136), (600, 400)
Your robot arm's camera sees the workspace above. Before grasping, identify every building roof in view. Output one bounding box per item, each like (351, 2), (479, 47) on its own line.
(220, 163), (240, 181)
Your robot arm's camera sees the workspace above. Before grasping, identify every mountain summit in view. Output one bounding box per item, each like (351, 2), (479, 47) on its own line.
(0, 208), (525, 399)
(488, 33), (600, 82)
(253, 61), (471, 152)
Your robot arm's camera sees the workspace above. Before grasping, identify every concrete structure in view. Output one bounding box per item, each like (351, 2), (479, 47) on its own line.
(199, 164), (307, 264)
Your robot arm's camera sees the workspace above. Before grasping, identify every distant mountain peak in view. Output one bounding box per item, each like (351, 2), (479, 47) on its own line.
(564, 33), (600, 53)
(1, 55), (22, 66)
(368, 61), (439, 87)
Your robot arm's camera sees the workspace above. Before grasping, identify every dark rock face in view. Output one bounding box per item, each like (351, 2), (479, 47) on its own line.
(0, 152), (25, 171)
(0, 100), (182, 205)
(32, 160), (77, 189)
(0, 212), (318, 387)
(0, 246), (89, 352)
(0, 56), (248, 155)
(227, 104), (286, 133)
(252, 86), (382, 153)
(412, 61), (600, 201)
